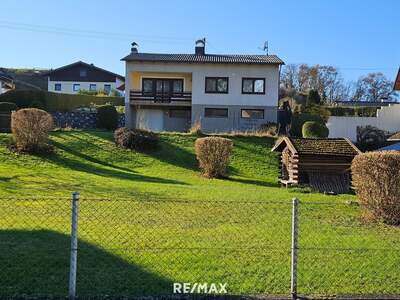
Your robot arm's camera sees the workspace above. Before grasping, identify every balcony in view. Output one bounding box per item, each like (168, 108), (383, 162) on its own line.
(130, 90), (192, 107)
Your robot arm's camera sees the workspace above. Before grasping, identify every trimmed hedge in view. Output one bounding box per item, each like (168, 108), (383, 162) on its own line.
(0, 102), (18, 133)
(195, 137), (233, 178)
(290, 113), (325, 137)
(0, 90), (124, 112)
(326, 106), (377, 117)
(97, 104), (118, 130)
(352, 151), (400, 225)
(302, 121), (329, 138)
(114, 127), (159, 152)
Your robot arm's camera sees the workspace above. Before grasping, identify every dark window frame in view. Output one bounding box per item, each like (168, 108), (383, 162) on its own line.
(104, 84), (111, 93)
(141, 78), (184, 94)
(205, 77), (229, 94)
(73, 83), (80, 92)
(89, 83), (97, 91)
(241, 109), (265, 119)
(54, 83), (62, 91)
(204, 107), (229, 118)
(241, 78), (265, 94)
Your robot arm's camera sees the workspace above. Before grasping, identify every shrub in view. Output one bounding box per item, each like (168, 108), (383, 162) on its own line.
(195, 137), (233, 178)
(11, 108), (54, 152)
(114, 127), (159, 152)
(97, 104), (118, 130)
(356, 125), (387, 151)
(290, 113), (325, 137)
(258, 122), (277, 136)
(306, 89), (321, 106)
(352, 151), (400, 225)
(0, 102), (18, 112)
(302, 121), (329, 138)
(189, 119), (204, 136)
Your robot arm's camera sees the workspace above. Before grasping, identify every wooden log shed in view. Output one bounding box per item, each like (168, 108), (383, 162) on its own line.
(271, 137), (361, 194)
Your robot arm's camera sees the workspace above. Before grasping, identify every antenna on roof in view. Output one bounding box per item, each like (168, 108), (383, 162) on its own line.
(258, 41), (269, 55)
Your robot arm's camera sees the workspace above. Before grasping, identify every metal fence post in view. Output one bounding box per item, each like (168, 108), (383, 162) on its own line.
(69, 192), (79, 299)
(291, 197), (299, 300)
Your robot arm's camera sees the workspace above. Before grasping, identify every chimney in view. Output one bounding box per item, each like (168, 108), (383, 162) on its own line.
(195, 38), (206, 55)
(131, 42), (139, 54)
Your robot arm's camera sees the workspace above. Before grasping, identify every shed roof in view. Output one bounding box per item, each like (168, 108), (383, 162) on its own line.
(271, 137), (361, 156)
(122, 53), (284, 65)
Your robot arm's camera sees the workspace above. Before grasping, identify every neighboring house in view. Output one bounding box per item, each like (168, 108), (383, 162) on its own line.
(272, 137), (361, 194)
(0, 72), (15, 94)
(44, 61), (125, 95)
(122, 40), (284, 132)
(388, 67), (400, 101)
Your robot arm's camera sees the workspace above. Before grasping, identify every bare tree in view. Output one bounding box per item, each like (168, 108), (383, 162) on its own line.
(352, 73), (393, 102)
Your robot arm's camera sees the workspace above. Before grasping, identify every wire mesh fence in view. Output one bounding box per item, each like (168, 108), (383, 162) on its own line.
(0, 195), (399, 298)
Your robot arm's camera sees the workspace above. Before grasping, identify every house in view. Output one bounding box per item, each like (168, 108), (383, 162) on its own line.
(395, 67), (400, 91)
(43, 61), (125, 95)
(122, 40), (284, 132)
(271, 137), (361, 194)
(0, 71), (15, 94)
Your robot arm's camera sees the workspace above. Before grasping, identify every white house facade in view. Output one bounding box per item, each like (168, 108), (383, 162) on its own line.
(122, 41), (284, 133)
(44, 61), (124, 95)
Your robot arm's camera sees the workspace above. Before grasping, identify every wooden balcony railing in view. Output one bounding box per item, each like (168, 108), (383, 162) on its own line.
(130, 90), (192, 103)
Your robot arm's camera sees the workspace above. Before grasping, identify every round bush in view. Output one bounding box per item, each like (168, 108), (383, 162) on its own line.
(352, 151), (400, 225)
(114, 127), (159, 152)
(97, 104), (118, 130)
(195, 137), (233, 178)
(11, 108), (53, 153)
(0, 102), (18, 112)
(302, 121), (329, 138)
(290, 113), (325, 137)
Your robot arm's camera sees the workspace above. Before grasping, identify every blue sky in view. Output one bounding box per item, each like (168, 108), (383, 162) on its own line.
(1, 0), (399, 81)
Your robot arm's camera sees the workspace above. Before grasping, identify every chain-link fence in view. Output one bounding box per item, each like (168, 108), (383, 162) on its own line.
(0, 194), (399, 299)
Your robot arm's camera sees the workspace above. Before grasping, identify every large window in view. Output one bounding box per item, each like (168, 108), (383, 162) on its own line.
(205, 77), (229, 93)
(54, 83), (61, 91)
(242, 78), (265, 94)
(89, 84), (97, 91)
(73, 84), (80, 92)
(241, 109), (264, 119)
(204, 108), (228, 118)
(104, 84), (111, 94)
(142, 78), (184, 94)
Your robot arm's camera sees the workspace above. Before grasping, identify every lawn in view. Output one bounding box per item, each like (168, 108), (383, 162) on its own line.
(0, 130), (399, 297)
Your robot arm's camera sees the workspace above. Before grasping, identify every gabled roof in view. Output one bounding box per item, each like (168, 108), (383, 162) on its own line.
(122, 53), (284, 65)
(271, 137), (361, 156)
(388, 132), (400, 141)
(394, 67), (400, 91)
(43, 61), (124, 80)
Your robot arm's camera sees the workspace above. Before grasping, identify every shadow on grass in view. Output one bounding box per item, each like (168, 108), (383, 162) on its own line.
(46, 142), (187, 185)
(0, 229), (173, 297)
(225, 176), (280, 188)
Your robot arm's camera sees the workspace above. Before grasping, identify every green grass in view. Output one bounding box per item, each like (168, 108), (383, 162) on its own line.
(0, 131), (399, 297)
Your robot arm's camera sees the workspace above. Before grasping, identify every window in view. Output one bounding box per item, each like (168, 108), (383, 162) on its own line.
(73, 84), (80, 92)
(241, 109), (264, 119)
(80, 69), (87, 77)
(54, 83), (61, 91)
(89, 84), (97, 91)
(204, 108), (228, 118)
(205, 77), (229, 93)
(142, 78), (184, 94)
(104, 84), (111, 94)
(242, 78), (265, 94)
(169, 109), (190, 118)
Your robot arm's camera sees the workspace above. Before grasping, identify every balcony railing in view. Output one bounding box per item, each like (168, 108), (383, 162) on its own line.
(130, 90), (192, 103)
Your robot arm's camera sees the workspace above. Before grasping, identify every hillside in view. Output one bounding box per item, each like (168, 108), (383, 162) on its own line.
(0, 67), (48, 90)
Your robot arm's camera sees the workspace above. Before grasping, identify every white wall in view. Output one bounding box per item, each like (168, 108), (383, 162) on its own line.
(125, 62), (280, 107)
(327, 104), (400, 141)
(48, 80), (117, 94)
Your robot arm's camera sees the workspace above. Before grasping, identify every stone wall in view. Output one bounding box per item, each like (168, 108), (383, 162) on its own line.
(52, 112), (125, 129)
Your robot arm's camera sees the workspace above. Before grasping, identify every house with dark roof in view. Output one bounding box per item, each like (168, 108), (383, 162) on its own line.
(0, 71), (14, 94)
(44, 61), (125, 95)
(272, 137), (361, 194)
(121, 40), (284, 132)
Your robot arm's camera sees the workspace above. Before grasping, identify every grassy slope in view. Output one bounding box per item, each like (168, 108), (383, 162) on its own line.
(0, 131), (399, 297)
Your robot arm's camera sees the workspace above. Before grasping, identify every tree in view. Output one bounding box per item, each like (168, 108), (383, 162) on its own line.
(352, 72), (393, 102)
(306, 89), (321, 106)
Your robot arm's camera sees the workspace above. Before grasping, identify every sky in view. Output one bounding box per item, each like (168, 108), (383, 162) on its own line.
(1, 0), (399, 82)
